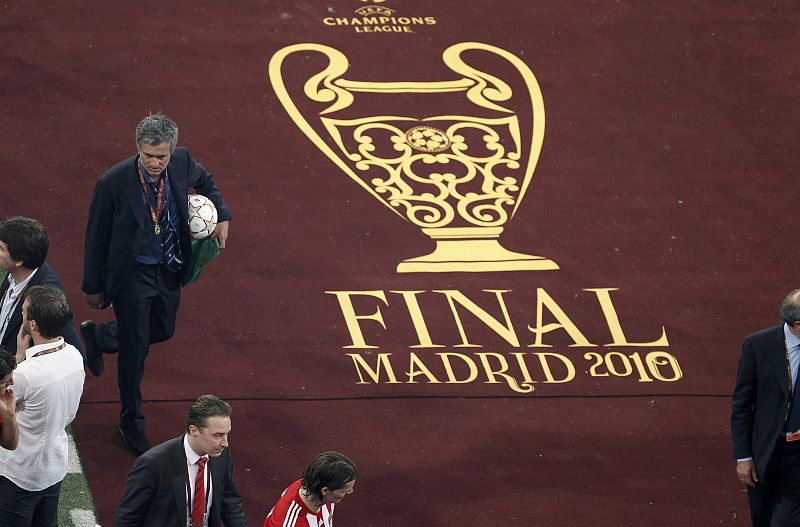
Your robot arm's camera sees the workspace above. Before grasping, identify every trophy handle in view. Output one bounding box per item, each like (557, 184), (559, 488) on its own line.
(269, 44), (405, 218)
(443, 42), (545, 217)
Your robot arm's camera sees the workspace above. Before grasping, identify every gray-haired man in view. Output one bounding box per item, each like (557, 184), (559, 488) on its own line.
(81, 113), (232, 455)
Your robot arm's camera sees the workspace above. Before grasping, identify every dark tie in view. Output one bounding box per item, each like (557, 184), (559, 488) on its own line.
(160, 209), (183, 273)
(191, 457), (207, 527)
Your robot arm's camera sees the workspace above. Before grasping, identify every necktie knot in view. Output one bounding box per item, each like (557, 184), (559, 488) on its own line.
(197, 457), (206, 469)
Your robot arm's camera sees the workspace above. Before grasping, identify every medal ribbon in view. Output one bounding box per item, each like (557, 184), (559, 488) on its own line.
(137, 159), (166, 235)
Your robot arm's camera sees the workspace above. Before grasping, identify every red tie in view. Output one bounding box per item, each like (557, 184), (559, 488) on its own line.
(191, 457), (207, 527)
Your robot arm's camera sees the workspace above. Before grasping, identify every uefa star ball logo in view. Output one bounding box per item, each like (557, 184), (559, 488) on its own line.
(404, 126), (451, 153)
(188, 195), (218, 240)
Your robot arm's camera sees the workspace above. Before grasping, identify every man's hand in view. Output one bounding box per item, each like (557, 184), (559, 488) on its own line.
(0, 387), (16, 420)
(0, 386), (18, 450)
(210, 220), (230, 249)
(84, 292), (104, 310)
(16, 325), (31, 363)
(736, 459), (758, 487)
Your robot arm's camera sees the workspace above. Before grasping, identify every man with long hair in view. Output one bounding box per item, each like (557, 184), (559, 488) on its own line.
(263, 451), (358, 527)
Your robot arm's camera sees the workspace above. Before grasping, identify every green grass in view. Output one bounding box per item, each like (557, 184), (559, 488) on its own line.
(58, 426), (99, 527)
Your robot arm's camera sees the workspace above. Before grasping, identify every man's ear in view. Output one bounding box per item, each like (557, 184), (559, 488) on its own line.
(188, 424), (200, 436)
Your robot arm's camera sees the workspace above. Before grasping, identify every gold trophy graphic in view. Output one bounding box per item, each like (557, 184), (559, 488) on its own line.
(269, 42), (558, 272)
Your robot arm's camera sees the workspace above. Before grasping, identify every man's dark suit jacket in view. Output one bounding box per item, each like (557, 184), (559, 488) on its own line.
(0, 263), (84, 357)
(82, 147), (232, 304)
(113, 435), (247, 527)
(732, 324), (790, 481)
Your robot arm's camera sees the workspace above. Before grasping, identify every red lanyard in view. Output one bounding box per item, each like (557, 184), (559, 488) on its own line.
(137, 159), (166, 235)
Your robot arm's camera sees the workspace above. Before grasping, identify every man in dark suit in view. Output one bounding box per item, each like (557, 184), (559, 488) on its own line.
(81, 113), (232, 455)
(0, 217), (86, 364)
(732, 289), (800, 526)
(114, 395), (247, 527)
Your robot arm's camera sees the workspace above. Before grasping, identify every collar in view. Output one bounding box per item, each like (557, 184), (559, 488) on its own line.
(25, 336), (65, 360)
(183, 434), (208, 465)
(783, 323), (800, 349)
(139, 162), (169, 185)
(7, 267), (38, 295)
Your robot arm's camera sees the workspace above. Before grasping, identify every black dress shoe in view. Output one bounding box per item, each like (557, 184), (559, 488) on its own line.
(118, 426), (152, 456)
(80, 320), (104, 377)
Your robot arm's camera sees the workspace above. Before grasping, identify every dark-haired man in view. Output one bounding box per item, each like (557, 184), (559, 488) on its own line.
(0, 217), (86, 368)
(114, 394), (246, 527)
(82, 113), (232, 455)
(0, 285), (85, 526)
(263, 451), (357, 527)
(0, 347), (17, 451)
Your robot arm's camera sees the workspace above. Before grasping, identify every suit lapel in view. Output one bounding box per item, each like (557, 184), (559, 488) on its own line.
(209, 453), (225, 522)
(125, 157), (148, 232)
(770, 325), (790, 398)
(171, 437), (189, 527)
(2, 266), (45, 343)
(167, 160), (189, 224)
(0, 274), (9, 346)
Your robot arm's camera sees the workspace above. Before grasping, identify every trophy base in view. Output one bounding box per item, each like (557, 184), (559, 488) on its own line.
(397, 239), (559, 273)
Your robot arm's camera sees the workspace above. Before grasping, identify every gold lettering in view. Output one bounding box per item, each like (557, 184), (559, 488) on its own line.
(322, 18), (336, 26)
(406, 352), (441, 383)
(411, 17), (424, 24)
(390, 290), (444, 348)
(476, 352), (533, 393)
(533, 352), (575, 383)
(586, 288), (669, 347)
(527, 288), (595, 347)
(325, 290), (388, 348)
(348, 353), (400, 383)
(511, 352), (536, 385)
(424, 16), (437, 24)
(436, 289), (520, 348)
(334, 17), (349, 25)
(437, 353), (479, 383)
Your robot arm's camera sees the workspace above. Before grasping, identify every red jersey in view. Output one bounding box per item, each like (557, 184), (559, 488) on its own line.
(263, 479), (336, 527)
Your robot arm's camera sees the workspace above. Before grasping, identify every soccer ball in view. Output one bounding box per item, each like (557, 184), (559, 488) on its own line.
(187, 195), (218, 240)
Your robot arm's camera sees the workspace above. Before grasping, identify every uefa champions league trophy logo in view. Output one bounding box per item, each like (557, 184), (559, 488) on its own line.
(269, 42), (559, 272)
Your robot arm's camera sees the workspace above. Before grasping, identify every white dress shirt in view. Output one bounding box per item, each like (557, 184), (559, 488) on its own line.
(0, 337), (84, 491)
(184, 434), (213, 526)
(0, 268), (37, 343)
(786, 323), (800, 389)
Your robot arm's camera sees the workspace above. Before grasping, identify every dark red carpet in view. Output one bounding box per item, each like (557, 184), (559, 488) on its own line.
(3, 1), (798, 525)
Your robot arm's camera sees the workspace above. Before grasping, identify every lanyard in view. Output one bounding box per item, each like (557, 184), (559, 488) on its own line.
(0, 280), (30, 337)
(137, 159), (166, 235)
(32, 342), (66, 357)
(184, 456), (212, 527)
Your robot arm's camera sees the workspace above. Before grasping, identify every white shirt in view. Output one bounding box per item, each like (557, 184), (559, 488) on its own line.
(0, 268), (37, 343)
(0, 337), (85, 491)
(786, 323), (800, 388)
(184, 434), (213, 526)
